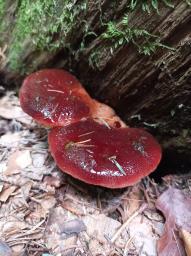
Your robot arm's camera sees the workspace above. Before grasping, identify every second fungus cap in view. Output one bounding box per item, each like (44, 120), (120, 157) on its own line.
(48, 119), (162, 188)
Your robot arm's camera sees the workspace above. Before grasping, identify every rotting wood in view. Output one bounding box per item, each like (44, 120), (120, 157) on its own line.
(0, 0), (190, 160)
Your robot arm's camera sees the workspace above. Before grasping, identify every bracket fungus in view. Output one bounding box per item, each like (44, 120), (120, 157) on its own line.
(19, 69), (162, 188)
(19, 69), (125, 128)
(48, 119), (161, 188)
(19, 69), (95, 127)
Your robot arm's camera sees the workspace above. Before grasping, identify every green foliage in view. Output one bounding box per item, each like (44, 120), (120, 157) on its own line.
(128, 0), (191, 13)
(0, 0), (6, 34)
(4, 0), (188, 72)
(8, 0), (87, 71)
(88, 50), (102, 69)
(0, 0), (5, 17)
(102, 15), (174, 56)
(89, 0), (185, 69)
(186, 0), (191, 6)
(128, 0), (174, 13)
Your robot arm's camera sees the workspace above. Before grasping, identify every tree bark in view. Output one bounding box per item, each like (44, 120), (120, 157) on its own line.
(0, 0), (191, 161)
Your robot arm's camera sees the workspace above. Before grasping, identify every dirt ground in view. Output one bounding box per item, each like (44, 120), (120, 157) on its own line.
(0, 92), (191, 256)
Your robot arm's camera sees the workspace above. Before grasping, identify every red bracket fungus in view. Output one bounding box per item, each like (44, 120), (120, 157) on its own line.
(48, 119), (161, 188)
(19, 69), (95, 127)
(19, 69), (125, 128)
(19, 69), (162, 188)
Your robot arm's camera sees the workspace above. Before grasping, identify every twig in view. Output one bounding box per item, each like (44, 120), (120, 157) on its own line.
(111, 203), (147, 243)
(47, 89), (65, 94)
(124, 235), (135, 255)
(172, 230), (182, 256)
(7, 219), (46, 240)
(78, 131), (95, 137)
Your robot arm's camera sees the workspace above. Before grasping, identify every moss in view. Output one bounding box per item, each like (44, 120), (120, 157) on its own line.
(127, 0), (174, 13)
(0, 0), (5, 16)
(8, 0), (87, 71)
(6, 0), (189, 72)
(88, 12), (174, 69)
(0, 0), (6, 36)
(127, 0), (191, 13)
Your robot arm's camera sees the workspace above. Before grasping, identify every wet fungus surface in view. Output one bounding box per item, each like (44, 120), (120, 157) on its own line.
(19, 69), (162, 188)
(49, 120), (161, 188)
(19, 69), (94, 127)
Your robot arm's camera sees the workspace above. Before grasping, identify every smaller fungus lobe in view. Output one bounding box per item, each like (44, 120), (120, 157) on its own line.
(19, 69), (94, 127)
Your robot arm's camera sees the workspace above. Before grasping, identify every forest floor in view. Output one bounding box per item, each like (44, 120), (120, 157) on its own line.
(0, 92), (191, 256)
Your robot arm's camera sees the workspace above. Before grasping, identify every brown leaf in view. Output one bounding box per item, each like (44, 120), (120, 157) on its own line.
(39, 195), (57, 212)
(43, 175), (62, 188)
(156, 188), (191, 256)
(83, 214), (121, 241)
(180, 229), (191, 256)
(4, 150), (32, 176)
(0, 186), (17, 202)
(82, 214), (121, 255)
(61, 199), (86, 216)
(0, 93), (32, 125)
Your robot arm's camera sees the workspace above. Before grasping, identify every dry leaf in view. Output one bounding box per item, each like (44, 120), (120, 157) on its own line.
(45, 206), (84, 255)
(0, 94), (32, 125)
(43, 175), (62, 188)
(0, 186), (17, 202)
(0, 183), (3, 193)
(82, 214), (122, 255)
(180, 229), (191, 256)
(4, 150), (32, 176)
(83, 214), (121, 244)
(0, 132), (21, 148)
(61, 199), (86, 216)
(128, 214), (162, 256)
(156, 188), (191, 256)
(39, 195), (57, 212)
(21, 181), (33, 198)
(24, 152), (53, 181)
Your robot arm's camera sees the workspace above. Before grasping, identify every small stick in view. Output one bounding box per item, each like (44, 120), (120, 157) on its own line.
(47, 89), (65, 94)
(109, 156), (126, 176)
(124, 235), (135, 255)
(111, 204), (147, 243)
(95, 117), (111, 129)
(76, 144), (95, 148)
(78, 131), (95, 137)
(173, 230), (182, 256)
(76, 139), (92, 144)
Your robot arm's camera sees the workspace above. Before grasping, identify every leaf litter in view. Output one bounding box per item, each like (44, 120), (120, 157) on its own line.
(0, 92), (190, 255)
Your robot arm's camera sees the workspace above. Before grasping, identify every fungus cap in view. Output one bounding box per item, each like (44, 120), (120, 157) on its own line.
(19, 69), (95, 127)
(48, 119), (162, 188)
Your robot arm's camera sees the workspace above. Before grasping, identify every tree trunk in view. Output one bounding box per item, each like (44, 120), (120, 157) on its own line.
(0, 0), (191, 164)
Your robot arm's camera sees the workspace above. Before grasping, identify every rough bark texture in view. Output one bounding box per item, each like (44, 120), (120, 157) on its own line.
(0, 0), (191, 162)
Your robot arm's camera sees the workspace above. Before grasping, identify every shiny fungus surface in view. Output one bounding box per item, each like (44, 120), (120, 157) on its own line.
(48, 119), (162, 188)
(19, 69), (95, 127)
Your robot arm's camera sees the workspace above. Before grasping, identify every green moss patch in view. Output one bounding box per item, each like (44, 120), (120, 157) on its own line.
(7, 0), (87, 71)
